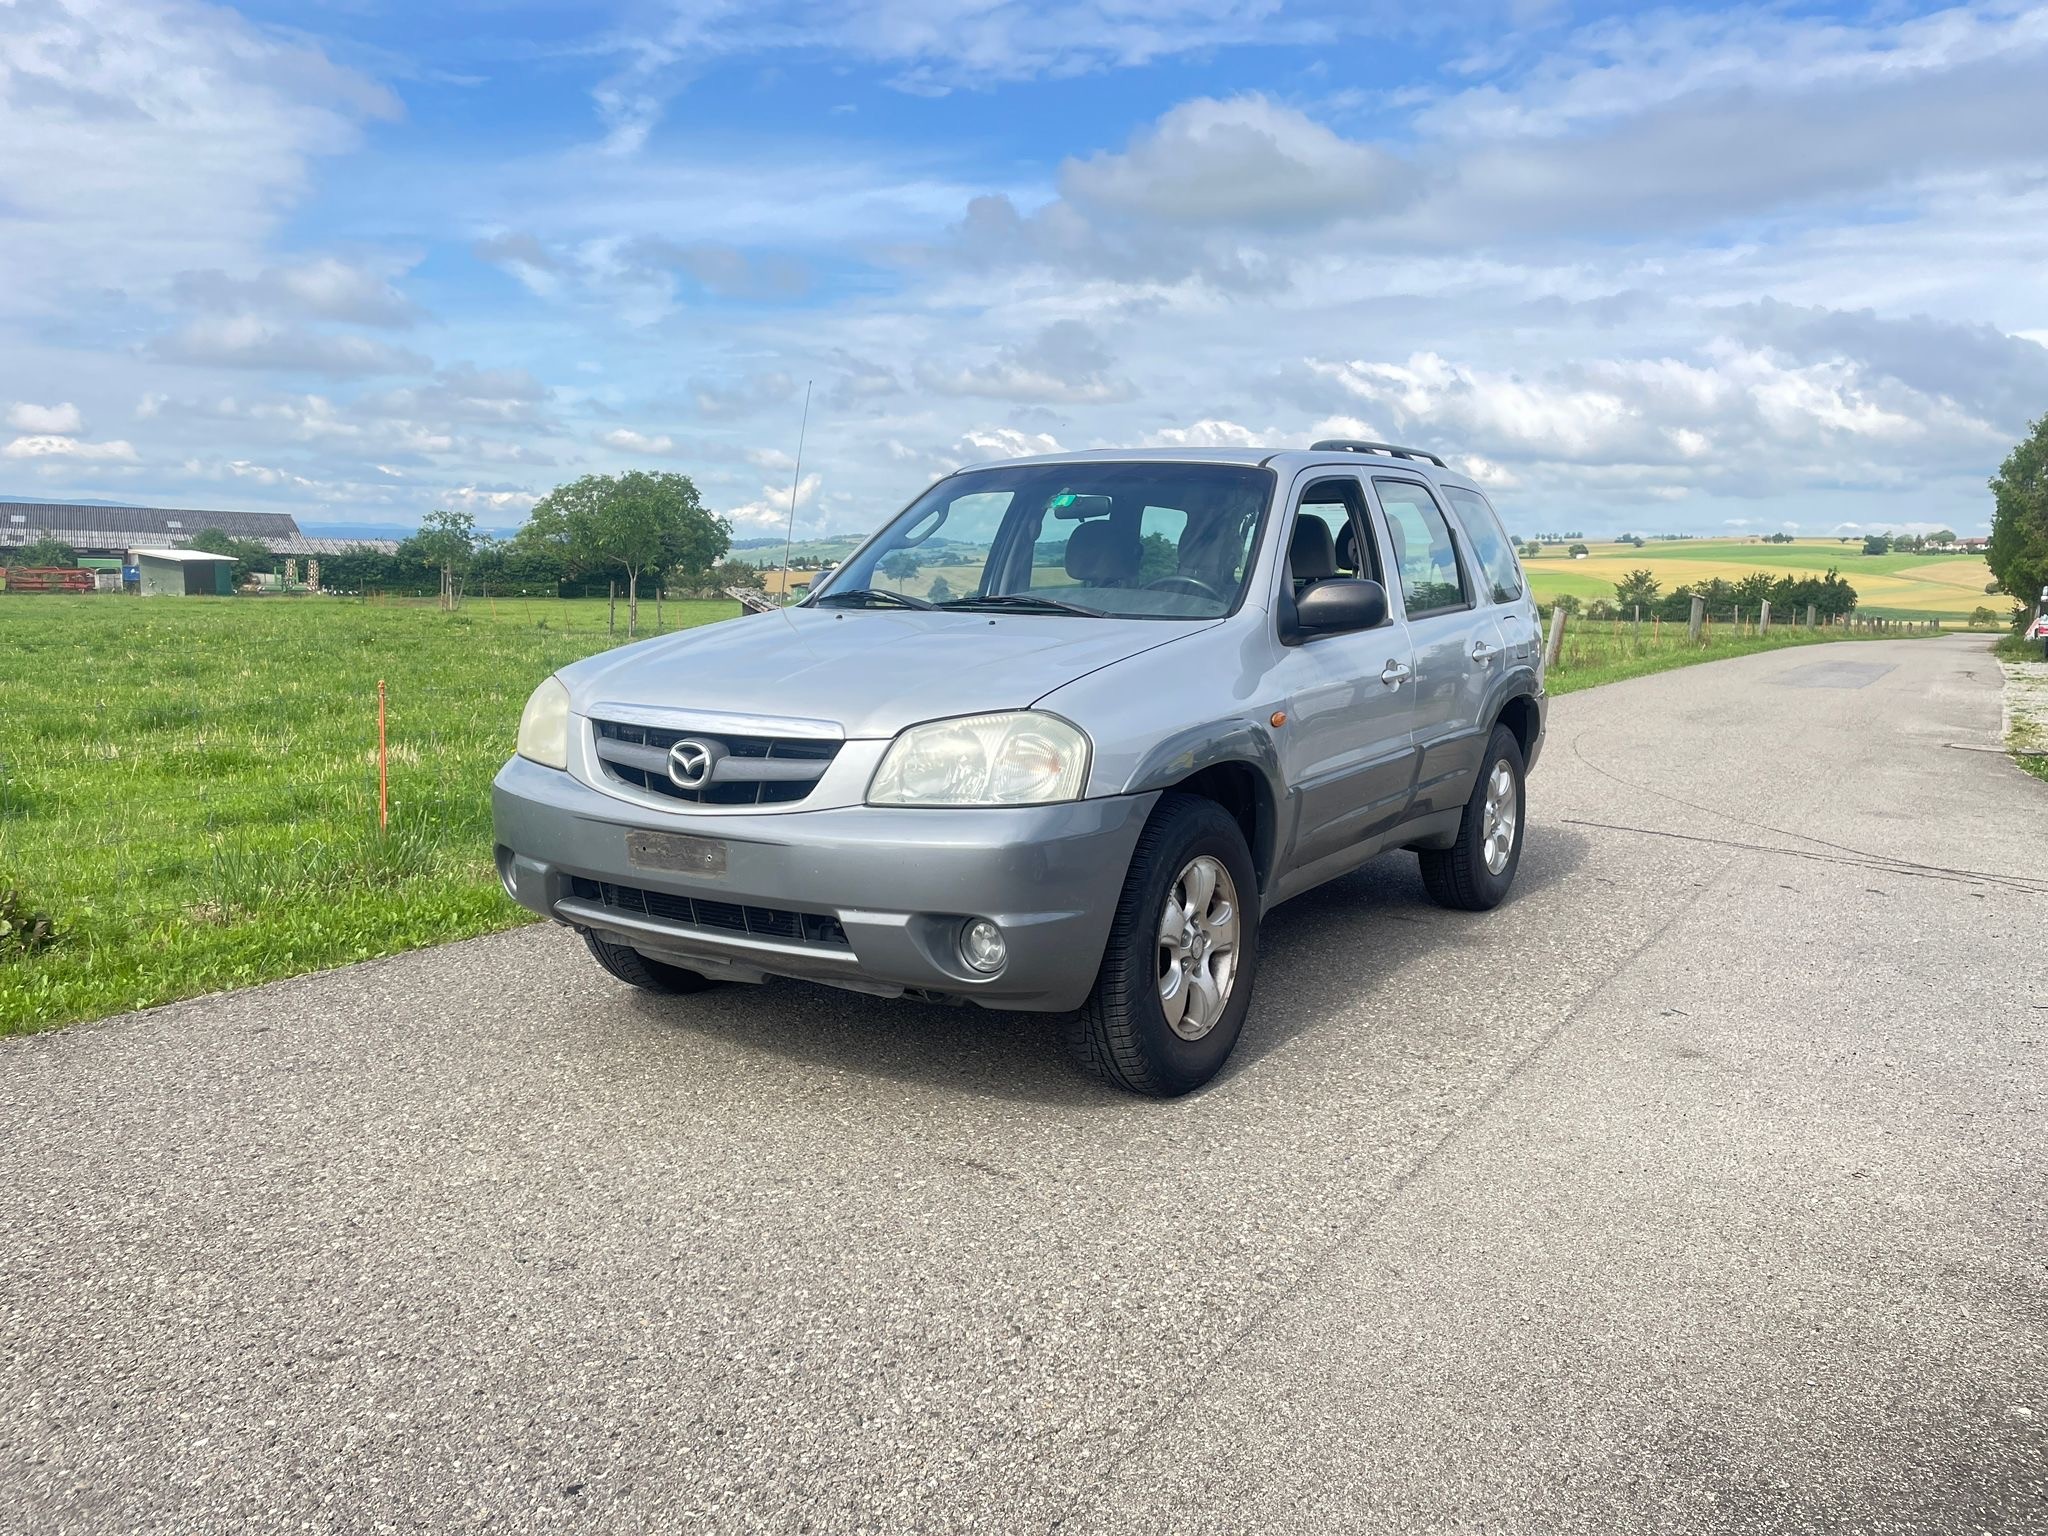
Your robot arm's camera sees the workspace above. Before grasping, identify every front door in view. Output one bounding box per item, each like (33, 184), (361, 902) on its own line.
(1370, 475), (1498, 818)
(1271, 474), (1419, 870)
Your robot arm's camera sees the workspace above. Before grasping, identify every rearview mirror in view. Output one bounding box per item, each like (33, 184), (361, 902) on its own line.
(1289, 578), (1388, 641)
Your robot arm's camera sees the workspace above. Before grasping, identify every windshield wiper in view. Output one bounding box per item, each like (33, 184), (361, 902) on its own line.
(941, 592), (1101, 617)
(810, 587), (936, 611)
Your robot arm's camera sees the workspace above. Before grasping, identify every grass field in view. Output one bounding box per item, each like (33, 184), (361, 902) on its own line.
(0, 596), (728, 1034)
(0, 591), (1972, 1034)
(1520, 538), (1996, 619)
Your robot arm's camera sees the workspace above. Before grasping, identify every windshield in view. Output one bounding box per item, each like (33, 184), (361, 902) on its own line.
(811, 461), (1274, 620)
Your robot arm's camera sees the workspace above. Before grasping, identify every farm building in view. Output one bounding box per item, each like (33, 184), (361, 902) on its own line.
(130, 548), (236, 596)
(758, 568), (816, 597)
(0, 501), (399, 561)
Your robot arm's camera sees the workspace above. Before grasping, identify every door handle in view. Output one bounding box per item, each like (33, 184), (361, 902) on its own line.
(1471, 639), (1501, 662)
(1380, 659), (1412, 688)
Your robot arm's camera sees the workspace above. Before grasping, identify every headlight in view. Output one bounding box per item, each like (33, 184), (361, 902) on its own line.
(516, 675), (571, 769)
(868, 712), (1090, 806)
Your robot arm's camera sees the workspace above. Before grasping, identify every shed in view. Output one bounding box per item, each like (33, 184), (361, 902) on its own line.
(130, 547), (236, 597)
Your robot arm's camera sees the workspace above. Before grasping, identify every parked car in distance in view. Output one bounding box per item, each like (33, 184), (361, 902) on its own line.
(494, 441), (1546, 1095)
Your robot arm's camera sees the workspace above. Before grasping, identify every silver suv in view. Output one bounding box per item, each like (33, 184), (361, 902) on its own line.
(493, 442), (1545, 1095)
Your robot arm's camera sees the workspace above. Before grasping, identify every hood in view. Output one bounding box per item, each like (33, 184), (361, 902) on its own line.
(558, 606), (1216, 738)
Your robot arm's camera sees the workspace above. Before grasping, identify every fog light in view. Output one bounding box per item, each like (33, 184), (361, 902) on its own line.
(960, 918), (1007, 974)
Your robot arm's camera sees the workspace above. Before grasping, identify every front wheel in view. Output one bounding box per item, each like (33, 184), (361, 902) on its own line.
(582, 929), (721, 994)
(1067, 793), (1261, 1097)
(1418, 724), (1526, 912)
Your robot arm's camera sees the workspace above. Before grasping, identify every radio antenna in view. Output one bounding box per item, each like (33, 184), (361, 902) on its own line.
(779, 379), (813, 602)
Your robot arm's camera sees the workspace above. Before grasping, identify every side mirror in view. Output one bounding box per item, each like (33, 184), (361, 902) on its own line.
(1289, 578), (1388, 641)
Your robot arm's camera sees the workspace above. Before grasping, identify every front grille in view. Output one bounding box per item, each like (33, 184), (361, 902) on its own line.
(591, 719), (841, 806)
(568, 876), (849, 948)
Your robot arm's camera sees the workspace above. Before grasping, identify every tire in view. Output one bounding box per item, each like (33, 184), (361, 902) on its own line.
(1418, 724), (1526, 912)
(1067, 793), (1261, 1098)
(581, 929), (720, 994)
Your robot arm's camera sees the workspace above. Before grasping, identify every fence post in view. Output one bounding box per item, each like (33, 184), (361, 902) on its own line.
(376, 679), (389, 834)
(1544, 606), (1567, 669)
(1688, 595), (1705, 645)
(1633, 604), (1642, 647)
(609, 580), (617, 637)
(1806, 604), (1816, 631)
(1759, 599), (1772, 635)
(657, 586), (663, 633)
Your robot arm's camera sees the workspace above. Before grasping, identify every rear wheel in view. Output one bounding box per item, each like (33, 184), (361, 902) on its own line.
(581, 929), (720, 994)
(1067, 793), (1260, 1097)
(1418, 724), (1525, 912)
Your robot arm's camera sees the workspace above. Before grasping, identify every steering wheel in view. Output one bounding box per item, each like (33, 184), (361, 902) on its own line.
(1143, 573), (1222, 603)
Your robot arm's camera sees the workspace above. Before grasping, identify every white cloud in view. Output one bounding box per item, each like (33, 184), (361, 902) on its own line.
(1062, 95), (1414, 227)
(0, 0), (398, 308)
(171, 257), (420, 328)
(958, 428), (1062, 460)
(149, 315), (430, 377)
(1143, 419), (1271, 448)
(2, 433), (137, 461)
(589, 1), (1379, 152)
(602, 427), (682, 455)
(914, 321), (1132, 404)
(723, 471), (820, 531)
(6, 401), (84, 433)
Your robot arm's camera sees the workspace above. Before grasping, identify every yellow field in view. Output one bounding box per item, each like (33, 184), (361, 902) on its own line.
(1517, 539), (1996, 618)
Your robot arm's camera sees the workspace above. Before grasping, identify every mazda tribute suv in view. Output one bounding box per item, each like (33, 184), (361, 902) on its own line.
(493, 441), (1545, 1095)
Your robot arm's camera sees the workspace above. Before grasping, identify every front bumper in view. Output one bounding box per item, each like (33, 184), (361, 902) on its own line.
(491, 755), (1155, 1012)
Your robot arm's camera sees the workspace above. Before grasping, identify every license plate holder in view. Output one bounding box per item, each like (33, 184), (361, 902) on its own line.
(624, 829), (728, 877)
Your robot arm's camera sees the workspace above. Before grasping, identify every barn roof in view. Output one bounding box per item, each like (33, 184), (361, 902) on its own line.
(129, 547), (237, 563)
(0, 501), (301, 541)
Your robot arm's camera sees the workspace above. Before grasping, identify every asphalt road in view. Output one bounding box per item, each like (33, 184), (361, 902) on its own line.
(5, 636), (2045, 1534)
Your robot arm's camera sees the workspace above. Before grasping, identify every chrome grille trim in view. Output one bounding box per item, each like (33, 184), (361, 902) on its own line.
(589, 717), (843, 806)
(585, 702), (844, 740)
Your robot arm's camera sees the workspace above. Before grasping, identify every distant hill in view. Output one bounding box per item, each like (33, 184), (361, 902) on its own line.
(0, 493), (138, 507)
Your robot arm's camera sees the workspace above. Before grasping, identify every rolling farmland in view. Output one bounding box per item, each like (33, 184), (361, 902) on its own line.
(1517, 538), (1996, 618)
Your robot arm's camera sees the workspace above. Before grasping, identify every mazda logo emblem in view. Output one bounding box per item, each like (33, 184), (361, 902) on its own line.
(667, 737), (723, 790)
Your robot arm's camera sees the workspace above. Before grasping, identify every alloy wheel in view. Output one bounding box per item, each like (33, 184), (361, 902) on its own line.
(1481, 758), (1518, 876)
(1157, 854), (1241, 1040)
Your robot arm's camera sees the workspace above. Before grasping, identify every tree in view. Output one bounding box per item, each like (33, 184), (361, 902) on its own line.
(522, 471), (731, 635)
(710, 559), (763, 591)
(399, 509), (478, 610)
(1567, 542), (1589, 558)
(188, 527), (275, 586)
(1551, 593), (1583, 617)
(1613, 568), (1661, 610)
(1930, 528), (1957, 548)
(1862, 533), (1890, 555)
(1971, 606), (1997, 626)
(1732, 571), (1777, 608)
(8, 534), (78, 568)
(1988, 414), (2048, 632)
(879, 550), (921, 586)
(925, 575), (956, 604)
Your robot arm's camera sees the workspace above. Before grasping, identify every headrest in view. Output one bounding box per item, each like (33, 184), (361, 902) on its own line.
(1064, 520), (1140, 585)
(1289, 516), (1338, 583)
(1335, 519), (1359, 573)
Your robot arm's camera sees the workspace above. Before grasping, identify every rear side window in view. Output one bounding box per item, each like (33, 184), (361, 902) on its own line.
(1445, 487), (1524, 604)
(1373, 479), (1468, 618)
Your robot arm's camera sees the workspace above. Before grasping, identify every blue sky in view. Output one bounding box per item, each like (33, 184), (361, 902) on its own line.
(4, 0), (2047, 539)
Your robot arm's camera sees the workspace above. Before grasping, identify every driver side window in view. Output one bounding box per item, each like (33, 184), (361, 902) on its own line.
(1288, 478), (1381, 589)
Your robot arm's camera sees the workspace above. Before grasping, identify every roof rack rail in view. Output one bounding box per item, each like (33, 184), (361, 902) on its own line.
(1309, 439), (1448, 469)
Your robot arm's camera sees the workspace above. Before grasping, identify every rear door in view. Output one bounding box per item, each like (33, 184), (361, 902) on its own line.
(1369, 475), (1498, 818)
(1270, 473), (1419, 870)
(1443, 484), (1540, 667)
